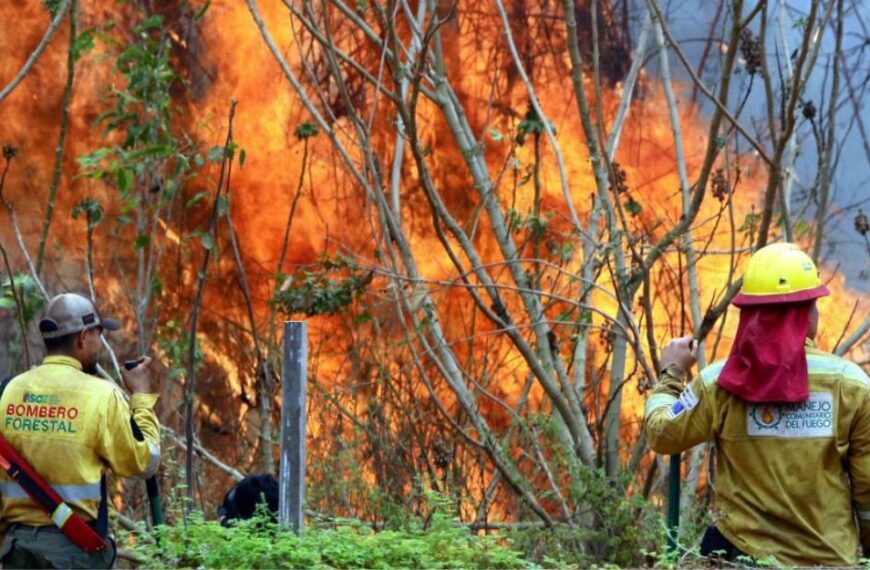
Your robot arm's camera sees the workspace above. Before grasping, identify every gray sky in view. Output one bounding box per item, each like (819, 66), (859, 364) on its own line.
(655, 0), (870, 292)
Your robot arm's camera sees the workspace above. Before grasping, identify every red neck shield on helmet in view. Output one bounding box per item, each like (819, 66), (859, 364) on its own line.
(716, 302), (813, 403)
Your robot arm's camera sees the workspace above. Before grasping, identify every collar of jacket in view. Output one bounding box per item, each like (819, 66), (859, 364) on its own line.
(42, 355), (83, 370)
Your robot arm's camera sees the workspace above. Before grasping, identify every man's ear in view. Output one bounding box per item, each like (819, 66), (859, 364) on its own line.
(75, 329), (89, 350)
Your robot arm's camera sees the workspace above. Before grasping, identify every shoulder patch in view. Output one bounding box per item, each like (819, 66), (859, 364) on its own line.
(668, 385), (698, 418)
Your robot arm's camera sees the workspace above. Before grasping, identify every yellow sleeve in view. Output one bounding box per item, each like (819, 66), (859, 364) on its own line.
(644, 364), (715, 455)
(97, 389), (161, 478)
(848, 387), (870, 553)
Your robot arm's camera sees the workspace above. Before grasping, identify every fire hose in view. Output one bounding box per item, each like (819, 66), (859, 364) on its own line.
(124, 359), (164, 531)
(667, 454), (680, 553)
(666, 338), (699, 552)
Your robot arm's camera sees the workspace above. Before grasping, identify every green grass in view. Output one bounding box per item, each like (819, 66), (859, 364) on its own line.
(129, 512), (530, 569)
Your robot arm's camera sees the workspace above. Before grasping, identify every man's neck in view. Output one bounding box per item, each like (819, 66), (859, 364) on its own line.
(45, 351), (79, 361)
(45, 353), (96, 375)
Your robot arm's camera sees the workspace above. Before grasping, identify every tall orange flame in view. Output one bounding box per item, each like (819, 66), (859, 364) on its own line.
(0, 1), (866, 520)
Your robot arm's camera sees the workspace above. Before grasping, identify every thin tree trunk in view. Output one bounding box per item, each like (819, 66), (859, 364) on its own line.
(36, 0), (76, 275)
(185, 100), (238, 511)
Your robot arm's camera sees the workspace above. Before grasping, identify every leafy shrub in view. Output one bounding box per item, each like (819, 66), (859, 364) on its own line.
(272, 254), (372, 317)
(508, 467), (665, 568)
(0, 275), (45, 322)
(129, 510), (530, 569)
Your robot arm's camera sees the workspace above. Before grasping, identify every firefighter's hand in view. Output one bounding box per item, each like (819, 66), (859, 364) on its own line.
(660, 336), (698, 374)
(121, 356), (155, 394)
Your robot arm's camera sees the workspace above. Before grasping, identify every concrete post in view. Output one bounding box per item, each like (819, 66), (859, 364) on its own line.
(279, 321), (307, 533)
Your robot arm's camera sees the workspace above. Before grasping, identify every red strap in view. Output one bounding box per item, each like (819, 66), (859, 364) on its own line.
(0, 434), (106, 552)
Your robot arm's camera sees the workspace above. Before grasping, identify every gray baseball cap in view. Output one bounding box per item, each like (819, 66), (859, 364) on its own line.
(38, 293), (121, 339)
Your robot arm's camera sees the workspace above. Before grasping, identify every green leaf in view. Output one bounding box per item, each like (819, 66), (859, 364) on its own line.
(739, 212), (759, 232)
(120, 197), (140, 214)
(294, 122), (319, 140)
(793, 218), (810, 237)
(239, 148), (246, 168)
(0, 298), (17, 310)
(489, 128), (503, 142)
(194, 0), (211, 20)
(117, 168), (134, 193)
(186, 191), (210, 208)
(135, 234), (150, 250)
(71, 198), (104, 225)
(200, 233), (214, 250)
(624, 198), (642, 217)
(225, 141), (239, 162)
(554, 309), (574, 324)
(138, 15), (163, 30)
(42, 0), (63, 17)
(353, 312), (372, 324)
(73, 28), (96, 61)
(194, 154), (205, 168)
(207, 146), (225, 163)
(520, 117), (541, 133)
(217, 195), (229, 217)
(127, 144), (172, 160)
(77, 148), (112, 172)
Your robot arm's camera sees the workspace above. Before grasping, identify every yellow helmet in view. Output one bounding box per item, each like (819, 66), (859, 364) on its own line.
(733, 243), (830, 307)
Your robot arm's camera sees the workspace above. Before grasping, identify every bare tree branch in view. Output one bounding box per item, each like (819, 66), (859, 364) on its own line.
(0, 0), (71, 103)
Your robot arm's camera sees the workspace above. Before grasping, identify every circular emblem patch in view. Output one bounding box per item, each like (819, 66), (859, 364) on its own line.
(751, 405), (781, 430)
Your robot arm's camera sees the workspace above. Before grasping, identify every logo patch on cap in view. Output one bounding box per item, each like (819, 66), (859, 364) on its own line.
(82, 314), (96, 326)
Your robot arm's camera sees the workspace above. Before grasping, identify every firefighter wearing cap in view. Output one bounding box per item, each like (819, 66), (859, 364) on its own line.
(0, 293), (161, 569)
(645, 243), (870, 566)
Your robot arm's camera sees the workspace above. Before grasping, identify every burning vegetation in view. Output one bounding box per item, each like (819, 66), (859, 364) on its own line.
(1, 0), (870, 566)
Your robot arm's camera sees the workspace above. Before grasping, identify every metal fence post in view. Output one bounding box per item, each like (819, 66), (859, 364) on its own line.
(667, 453), (680, 553)
(280, 321), (307, 534)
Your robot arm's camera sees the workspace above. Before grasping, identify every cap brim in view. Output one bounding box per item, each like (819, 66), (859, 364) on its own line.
(100, 317), (121, 331)
(733, 285), (831, 307)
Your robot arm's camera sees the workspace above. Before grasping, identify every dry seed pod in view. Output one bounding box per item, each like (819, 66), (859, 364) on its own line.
(740, 28), (762, 75)
(856, 210), (869, 237)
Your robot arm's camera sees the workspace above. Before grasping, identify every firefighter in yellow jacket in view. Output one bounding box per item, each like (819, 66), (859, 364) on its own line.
(0, 293), (161, 569)
(645, 243), (870, 566)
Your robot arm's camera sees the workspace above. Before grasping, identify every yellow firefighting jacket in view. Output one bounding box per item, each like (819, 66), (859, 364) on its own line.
(645, 340), (870, 567)
(0, 355), (160, 526)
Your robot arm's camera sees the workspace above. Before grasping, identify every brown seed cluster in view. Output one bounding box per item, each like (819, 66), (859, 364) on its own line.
(2, 145), (18, 161)
(432, 442), (450, 469)
(801, 100), (817, 121)
(740, 28), (762, 75)
(711, 168), (729, 202)
(610, 162), (629, 194)
(856, 210), (869, 237)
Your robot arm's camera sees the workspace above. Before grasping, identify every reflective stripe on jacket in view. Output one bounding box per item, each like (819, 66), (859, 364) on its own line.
(0, 355), (160, 526)
(645, 341), (870, 567)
